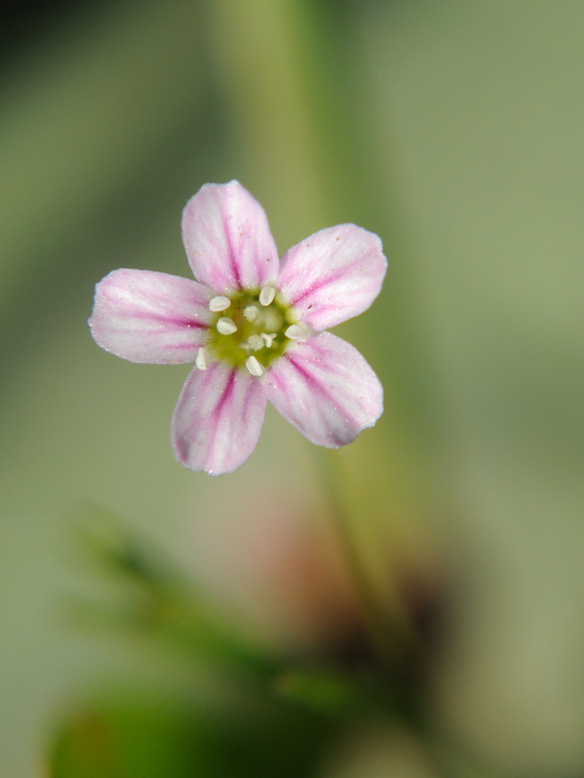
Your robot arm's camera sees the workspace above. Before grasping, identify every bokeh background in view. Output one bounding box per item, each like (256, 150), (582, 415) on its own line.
(1, 1), (583, 776)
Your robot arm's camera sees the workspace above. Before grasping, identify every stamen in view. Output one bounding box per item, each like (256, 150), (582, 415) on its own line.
(245, 355), (264, 377)
(246, 335), (264, 351)
(209, 295), (231, 312)
(195, 347), (207, 370)
(285, 324), (307, 341)
(243, 305), (259, 322)
(259, 286), (276, 306)
(261, 332), (277, 348)
(217, 317), (237, 335)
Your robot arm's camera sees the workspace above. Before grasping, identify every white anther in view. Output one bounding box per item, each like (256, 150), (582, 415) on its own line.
(247, 335), (264, 351)
(259, 286), (276, 306)
(243, 305), (259, 322)
(217, 317), (237, 335)
(245, 355), (264, 377)
(195, 347), (207, 370)
(261, 332), (277, 348)
(285, 324), (307, 341)
(209, 295), (231, 312)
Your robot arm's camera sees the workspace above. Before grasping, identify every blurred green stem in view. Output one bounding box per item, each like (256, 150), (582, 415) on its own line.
(312, 447), (419, 670)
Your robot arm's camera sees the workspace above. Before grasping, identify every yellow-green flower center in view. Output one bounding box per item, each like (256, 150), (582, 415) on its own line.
(202, 285), (304, 375)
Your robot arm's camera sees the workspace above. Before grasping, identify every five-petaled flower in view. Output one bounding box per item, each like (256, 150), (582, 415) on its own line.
(89, 181), (386, 475)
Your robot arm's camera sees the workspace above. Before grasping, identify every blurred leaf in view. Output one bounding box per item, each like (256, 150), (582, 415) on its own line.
(67, 505), (283, 682)
(274, 668), (367, 716)
(50, 690), (332, 778)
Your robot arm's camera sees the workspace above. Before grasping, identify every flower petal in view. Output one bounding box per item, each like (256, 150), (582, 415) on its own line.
(265, 332), (383, 448)
(89, 269), (213, 364)
(182, 181), (279, 293)
(277, 224), (387, 331)
(172, 362), (267, 475)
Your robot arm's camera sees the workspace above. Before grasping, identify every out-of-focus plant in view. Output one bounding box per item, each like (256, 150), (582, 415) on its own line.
(48, 502), (494, 778)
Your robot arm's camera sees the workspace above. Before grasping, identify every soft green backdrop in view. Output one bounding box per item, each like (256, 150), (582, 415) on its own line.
(1, 1), (582, 776)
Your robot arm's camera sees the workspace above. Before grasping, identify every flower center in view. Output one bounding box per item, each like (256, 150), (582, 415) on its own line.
(197, 285), (306, 376)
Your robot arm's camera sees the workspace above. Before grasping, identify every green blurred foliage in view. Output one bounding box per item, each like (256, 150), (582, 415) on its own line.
(51, 693), (331, 778)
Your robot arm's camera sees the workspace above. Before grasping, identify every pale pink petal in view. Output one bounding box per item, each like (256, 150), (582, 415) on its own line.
(89, 269), (213, 364)
(265, 332), (383, 448)
(277, 224), (387, 331)
(182, 181), (279, 294)
(172, 362), (267, 475)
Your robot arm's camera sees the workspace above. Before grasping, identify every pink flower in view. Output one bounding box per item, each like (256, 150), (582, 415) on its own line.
(89, 181), (386, 475)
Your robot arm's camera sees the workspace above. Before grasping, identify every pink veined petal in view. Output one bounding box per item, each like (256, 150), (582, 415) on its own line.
(89, 269), (213, 364)
(277, 224), (387, 331)
(172, 362), (268, 475)
(182, 181), (279, 294)
(265, 332), (383, 448)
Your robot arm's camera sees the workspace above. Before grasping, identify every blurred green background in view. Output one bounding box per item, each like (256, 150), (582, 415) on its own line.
(1, 1), (583, 776)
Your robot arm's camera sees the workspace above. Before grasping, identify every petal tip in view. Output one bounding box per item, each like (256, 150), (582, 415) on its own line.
(171, 364), (267, 475)
(265, 332), (384, 450)
(182, 181), (280, 293)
